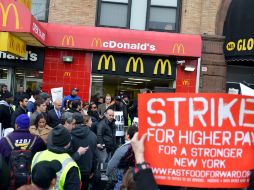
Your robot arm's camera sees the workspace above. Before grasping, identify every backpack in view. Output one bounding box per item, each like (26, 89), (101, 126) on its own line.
(5, 136), (37, 190)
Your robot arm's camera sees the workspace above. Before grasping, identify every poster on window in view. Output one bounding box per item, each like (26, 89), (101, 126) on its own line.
(114, 111), (125, 136)
(51, 87), (63, 102)
(138, 93), (254, 188)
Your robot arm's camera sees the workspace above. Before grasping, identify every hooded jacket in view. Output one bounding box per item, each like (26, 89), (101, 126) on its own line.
(71, 124), (97, 175)
(0, 100), (13, 129)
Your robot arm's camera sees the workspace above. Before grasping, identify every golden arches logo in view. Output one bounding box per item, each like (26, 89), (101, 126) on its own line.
(153, 59), (172, 75)
(63, 72), (71, 77)
(172, 43), (185, 54)
(0, 3), (20, 29)
(125, 57), (144, 74)
(61, 35), (75, 46)
(97, 54), (116, 71)
(182, 79), (190, 86)
(91, 38), (102, 47)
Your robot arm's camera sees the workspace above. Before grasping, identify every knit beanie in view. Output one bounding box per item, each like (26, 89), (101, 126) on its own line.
(16, 114), (30, 129)
(52, 125), (71, 147)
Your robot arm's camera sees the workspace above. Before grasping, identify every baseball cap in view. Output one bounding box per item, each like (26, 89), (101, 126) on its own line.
(71, 88), (79, 92)
(32, 160), (62, 189)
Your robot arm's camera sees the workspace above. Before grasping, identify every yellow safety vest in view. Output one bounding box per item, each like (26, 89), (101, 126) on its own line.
(31, 149), (81, 190)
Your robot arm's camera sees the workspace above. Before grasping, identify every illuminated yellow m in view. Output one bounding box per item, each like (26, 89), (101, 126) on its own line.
(125, 57), (144, 73)
(154, 59), (172, 75)
(0, 3), (20, 29)
(97, 54), (116, 71)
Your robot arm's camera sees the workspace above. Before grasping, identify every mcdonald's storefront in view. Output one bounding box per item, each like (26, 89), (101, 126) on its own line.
(0, 0), (202, 101)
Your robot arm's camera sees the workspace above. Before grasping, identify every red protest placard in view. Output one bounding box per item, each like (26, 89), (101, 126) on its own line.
(138, 93), (254, 188)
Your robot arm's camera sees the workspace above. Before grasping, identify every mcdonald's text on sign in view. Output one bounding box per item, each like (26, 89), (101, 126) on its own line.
(62, 35), (75, 47)
(0, 32), (26, 57)
(0, 3), (20, 29)
(138, 93), (254, 188)
(126, 57), (144, 74)
(97, 54), (116, 71)
(91, 38), (156, 52)
(182, 79), (190, 86)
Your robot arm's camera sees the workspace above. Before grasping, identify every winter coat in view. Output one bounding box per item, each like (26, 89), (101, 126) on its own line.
(11, 106), (27, 128)
(71, 124), (97, 175)
(0, 100), (13, 129)
(97, 117), (116, 152)
(0, 128), (46, 162)
(29, 125), (52, 144)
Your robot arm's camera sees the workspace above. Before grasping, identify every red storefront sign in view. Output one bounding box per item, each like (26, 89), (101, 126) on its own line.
(138, 93), (254, 188)
(0, 0), (201, 58)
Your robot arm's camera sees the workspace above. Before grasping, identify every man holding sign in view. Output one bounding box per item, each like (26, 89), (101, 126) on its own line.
(138, 93), (254, 189)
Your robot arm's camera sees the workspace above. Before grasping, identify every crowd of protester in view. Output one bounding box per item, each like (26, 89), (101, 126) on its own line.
(0, 84), (253, 190)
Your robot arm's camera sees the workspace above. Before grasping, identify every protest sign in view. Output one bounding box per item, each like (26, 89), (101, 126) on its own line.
(51, 87), (63, 102)
(138, 93), (254, 188)
(114, 111), (125, 136)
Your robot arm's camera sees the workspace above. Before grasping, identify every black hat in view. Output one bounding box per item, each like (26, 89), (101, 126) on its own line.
(114, 96), (121, 101)
(32, 160), (62, 189)
(71, 88), (79, 92)
(52, 125), (71, 147)
(72, 112), (83, 124)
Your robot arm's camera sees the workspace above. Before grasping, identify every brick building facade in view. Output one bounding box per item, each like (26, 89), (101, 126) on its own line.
(46, 0), (232, 93)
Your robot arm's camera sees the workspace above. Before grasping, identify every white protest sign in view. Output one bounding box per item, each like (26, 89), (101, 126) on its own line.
(114, 111), (125, 136)
(51, 87), (63, 102)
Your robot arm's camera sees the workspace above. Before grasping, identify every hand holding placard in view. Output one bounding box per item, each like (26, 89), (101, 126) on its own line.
(131, 132), (147, 164)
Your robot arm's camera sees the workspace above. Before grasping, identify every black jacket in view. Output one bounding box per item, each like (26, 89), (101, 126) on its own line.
(47, 109), (61, 128)
(0, 100), (13, 129)
(71, 125), (97, 175)
(97, 117), (116, 152)
(47, 136), (81, 190)
(134, 168), (158, 190)
(11, 106), (27, 128)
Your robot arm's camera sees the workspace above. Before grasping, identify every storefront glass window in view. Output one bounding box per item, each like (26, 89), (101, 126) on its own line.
(91, 74), (174, 99)
(0, 68), (8, 79)
(15, 69), (43, 92)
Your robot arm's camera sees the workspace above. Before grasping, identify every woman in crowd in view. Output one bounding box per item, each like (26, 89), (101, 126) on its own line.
(29, 113), (52, 144)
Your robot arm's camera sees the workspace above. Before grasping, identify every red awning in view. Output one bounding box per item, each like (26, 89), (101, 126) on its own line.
(1, 0), (201, 57)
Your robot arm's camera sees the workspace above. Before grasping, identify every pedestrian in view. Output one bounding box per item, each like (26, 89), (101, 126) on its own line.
(0, 114), (46, 189)
(71, 114), (98, 190)
(27, 90), (41, 117)
(30, 99), (47, 126)
(29, 113), (52, 144)
(98, 94), (112, 117)
(0, 91), (14, 129)
(31, 125), (81, 190)
(11, 95), (28, 128)
(97, 109), (116, 163)
(13, 86), (28, 108)
(31, 160), (62, 190)
(62, 88), (81, 109)
(87, 102), (101, 134)
(0, 84), (9, 100)
(47, 99), (62, 128)
(106, 125), (138, 186)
